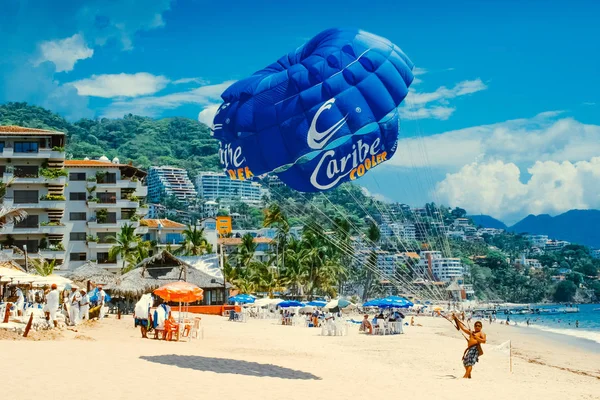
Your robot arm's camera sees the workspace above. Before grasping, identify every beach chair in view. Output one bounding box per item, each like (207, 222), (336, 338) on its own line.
(154, 324), (166, 340)
(188, 317), (202, 340)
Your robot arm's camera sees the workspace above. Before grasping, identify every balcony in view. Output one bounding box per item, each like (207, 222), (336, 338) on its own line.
(87, 219), (140, 229)
(2, 173), (66, 185)
(1, 148), (65, 159)
(87, 200), (140, 209)
(39, 249), (66, 259)
(88, 179), (145, 190)
(87, 242), (113, 250)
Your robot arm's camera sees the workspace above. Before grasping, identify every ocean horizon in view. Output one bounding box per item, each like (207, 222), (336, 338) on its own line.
(494, 303), (600, 349)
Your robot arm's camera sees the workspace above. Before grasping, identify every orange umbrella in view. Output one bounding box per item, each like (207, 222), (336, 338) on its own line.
(153, 281), (204, 303)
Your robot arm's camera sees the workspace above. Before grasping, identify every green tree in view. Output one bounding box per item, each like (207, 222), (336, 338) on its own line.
(31, 258), (57, 276)
(177, 225), (210, 256)
(109, 224), (140, 273)
(553, 280), (578, 302)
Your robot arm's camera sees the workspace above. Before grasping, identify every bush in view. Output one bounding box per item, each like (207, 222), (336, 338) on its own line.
(51, 146), (65, 152)
(39, 168), (68, 179)
(87, 176), (97, 182)
(40, 194), (66, 201)
(553, 280), (578, 302)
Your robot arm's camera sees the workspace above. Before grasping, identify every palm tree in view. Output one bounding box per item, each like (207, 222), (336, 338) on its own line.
(280, 238), (308, 296)
(0, 205), (27, 227)
(127, 240), (151, 268)
(235, 233), (257, 269)
(109, 224), (139, 272)
(0, 181), (27, 227)
(30, 258), (57, 276)
(177, 225), (209, 256)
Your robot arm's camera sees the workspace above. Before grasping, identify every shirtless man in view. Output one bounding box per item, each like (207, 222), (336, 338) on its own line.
(445, 314), (487, 379)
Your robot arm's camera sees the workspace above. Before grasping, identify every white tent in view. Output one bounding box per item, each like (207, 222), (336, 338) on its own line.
(254, 298), (283, 307)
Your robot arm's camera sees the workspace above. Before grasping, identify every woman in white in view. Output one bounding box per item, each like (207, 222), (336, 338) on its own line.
(69, 287), (81, 325)
(15, 287), (25, 316)
(79, 290), (90, 321)
(45, 284), (60, 328)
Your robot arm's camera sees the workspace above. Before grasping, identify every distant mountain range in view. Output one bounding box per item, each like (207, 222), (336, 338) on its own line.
(471, 210), (600, 249)
(468, 215), (507, 230)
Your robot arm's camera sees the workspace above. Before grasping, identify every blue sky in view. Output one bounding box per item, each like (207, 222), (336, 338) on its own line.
(1, 0), (599, 223)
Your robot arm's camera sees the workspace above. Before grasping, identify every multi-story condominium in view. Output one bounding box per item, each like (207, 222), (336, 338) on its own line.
(147, 166), (197, 203)
(431, 258), (463, 282)
(196, 171), (266, 206)
(417, 250), (464, 281)
(63, 158), (148, 272)
(526, 234), (549, 248)
(0, 126), (68, 269)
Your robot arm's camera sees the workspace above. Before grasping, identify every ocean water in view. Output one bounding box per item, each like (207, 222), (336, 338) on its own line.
(498, 303), (600, 346)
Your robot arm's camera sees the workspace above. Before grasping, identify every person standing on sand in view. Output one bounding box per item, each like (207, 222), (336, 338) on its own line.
(445, 315), (487, 379)
(45, 284), (59, 328)
(79, 290), (90, 321)
(97, 285), (106, 320)
(69, 287), (81, 326)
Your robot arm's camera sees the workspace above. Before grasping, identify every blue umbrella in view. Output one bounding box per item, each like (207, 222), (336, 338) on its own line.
(381, 296), (414, 308)
(278, 300), (305, 308)
(307, 300), (326, 307)
(229, 294), (255, 304)
(363, 299), (384, 307)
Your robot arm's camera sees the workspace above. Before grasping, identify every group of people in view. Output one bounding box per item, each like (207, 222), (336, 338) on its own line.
(40, 284), (106, 328)
(359, 310), (407, 334)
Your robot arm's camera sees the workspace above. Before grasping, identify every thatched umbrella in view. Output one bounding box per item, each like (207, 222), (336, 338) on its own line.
(64, 262), (116, 290)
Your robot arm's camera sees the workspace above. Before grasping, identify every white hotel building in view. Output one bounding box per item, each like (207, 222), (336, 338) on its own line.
(196, 171), (265, 206)
(416, 251), (464, 282)
(63, 158), (148, 272)
(0, 126), (68, 267)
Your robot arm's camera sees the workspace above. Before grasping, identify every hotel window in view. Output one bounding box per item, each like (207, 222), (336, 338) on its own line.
(15, 215), (39, 228)
(70, 192), (87, 201)
(70, 232), (86, 241)
(70, 252), (87, 261)
(70, 212), (87, 221)
(14, 190), (38, 203)
(97, 252), (115, 264)
(69, 172), (86, 181)
(14, 142), (39, 153)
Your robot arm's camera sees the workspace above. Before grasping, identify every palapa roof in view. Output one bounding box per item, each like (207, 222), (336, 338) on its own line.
(140, 219), (186, 229)
(64, 262), (116, 285)
(0, 125), (64, 135)
(106, 250), (230, 296)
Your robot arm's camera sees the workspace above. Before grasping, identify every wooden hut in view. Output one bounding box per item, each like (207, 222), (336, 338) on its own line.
(105, 250), (230, 305)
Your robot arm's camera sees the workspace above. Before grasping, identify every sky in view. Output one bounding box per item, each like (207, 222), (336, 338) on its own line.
(1, 0), (599, 224)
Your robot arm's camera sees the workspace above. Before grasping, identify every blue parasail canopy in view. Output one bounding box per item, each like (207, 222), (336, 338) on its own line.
(211, 28), (415, 192)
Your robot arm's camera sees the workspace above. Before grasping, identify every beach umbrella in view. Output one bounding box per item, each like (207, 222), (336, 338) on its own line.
(363, 299), (383, 307)
(307, 300), (327, 307)
(381, 296), (413, 308)
(154, 281), (204, 303)
(254, 298), (283, 307)
(278, 300), (305, 308)
(324, 298), (353, 310)
(229, 294), (256, 304)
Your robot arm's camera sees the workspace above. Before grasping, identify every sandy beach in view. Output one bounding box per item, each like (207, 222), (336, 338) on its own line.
(1, 314), (599, 400)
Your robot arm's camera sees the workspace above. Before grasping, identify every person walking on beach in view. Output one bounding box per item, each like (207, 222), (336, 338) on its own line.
(79, 290), (90, 321)
(97, 285), (106, 320)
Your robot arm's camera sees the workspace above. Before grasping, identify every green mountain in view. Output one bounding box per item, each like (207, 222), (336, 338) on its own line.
(468, 215), (508, 230)
(509, 210), (600, 248)
(0, 102), (221, 177)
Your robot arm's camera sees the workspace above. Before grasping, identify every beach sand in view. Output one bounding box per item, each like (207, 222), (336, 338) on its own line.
(1, 314), (598, 400)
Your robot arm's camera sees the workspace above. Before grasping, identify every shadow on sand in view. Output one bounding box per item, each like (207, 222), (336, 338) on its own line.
(140, 355), (321, 380)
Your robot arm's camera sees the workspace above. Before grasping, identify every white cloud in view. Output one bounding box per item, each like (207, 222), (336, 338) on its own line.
(389, 112), (600, 169)
(400, 106), (455, 120)
(101, 80), (234, 118)
(198, 104), (221, 126)
(173, 77), (207, 85)
(406, 78), (487, 106)
(436, 158), (600, 220)
(361, 187), (391, 203)
(71, 73), (169, 98)
(36, 34), (94, 72)
(77, 0), (172, 50)
(413, 67), (427, 76)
